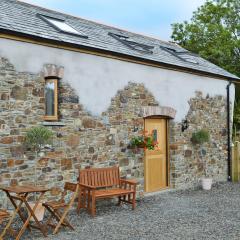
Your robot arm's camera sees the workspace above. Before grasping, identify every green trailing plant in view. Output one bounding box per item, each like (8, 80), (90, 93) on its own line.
(191, 129), (210, 145)
(25, 126), (54, 153)
(130, 131), (158, 150)
(144, 136), (156, 150)
(130, 136), (144, 147)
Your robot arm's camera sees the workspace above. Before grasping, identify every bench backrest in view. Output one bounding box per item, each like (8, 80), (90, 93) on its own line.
(79, 166), (120, 187)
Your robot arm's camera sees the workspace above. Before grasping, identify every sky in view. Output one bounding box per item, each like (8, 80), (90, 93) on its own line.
(21, 0), (206, 41)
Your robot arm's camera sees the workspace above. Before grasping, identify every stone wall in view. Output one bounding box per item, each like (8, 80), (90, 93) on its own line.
(0, 57), (158, 207)
(0, 57), (229, 208)
(169, 92), (228, 189)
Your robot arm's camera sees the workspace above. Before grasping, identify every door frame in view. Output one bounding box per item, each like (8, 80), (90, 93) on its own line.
(144, 116), (170, 192)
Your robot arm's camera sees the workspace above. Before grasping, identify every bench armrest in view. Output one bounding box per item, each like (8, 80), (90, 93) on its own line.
(120, 179), (137, 185)
(120, 179), (137, 191)
(79, 183), (96, 190)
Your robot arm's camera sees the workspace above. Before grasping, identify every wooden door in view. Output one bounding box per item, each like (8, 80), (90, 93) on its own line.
(144, 118), (168, 192)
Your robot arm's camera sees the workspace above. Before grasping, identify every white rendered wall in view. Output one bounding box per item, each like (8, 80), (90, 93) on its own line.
(0, 38), (235, 122)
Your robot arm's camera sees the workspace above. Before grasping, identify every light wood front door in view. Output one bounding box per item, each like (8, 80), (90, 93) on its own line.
(144, 118), (168, 192)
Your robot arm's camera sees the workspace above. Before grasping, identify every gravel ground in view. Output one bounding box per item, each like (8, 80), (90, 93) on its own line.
(4, 182), (240, 240)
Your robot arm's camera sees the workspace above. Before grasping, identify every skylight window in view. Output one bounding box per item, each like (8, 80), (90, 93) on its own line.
(108, 32), (154, 54)
(38, 14), (88, 38)
(45, 17), (79, 34)
(160, 46), (199, 64)
(177, 53), (199, 64)
(161, 47), (177, 53)
(109, 33), (128, 40)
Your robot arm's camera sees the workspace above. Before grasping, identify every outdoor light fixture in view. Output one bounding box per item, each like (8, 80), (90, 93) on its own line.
(133, 126), (139, 132)
(181, 119), (189, 132)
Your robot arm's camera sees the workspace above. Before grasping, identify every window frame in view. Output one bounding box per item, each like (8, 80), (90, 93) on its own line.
(44, 78), (58, 121)
(37, 14), (88, 39)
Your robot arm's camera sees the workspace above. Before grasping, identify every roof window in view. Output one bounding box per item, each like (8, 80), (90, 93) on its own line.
(108, 32), (154, 54)
(38, 14), (88, 38)
(160, 46), (199, 64)
(177, 53), (199, 64)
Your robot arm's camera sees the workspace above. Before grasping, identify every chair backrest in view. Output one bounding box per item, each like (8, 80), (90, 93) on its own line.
(61, 182), (79, 203)
(64, 182), (78, 192)
(79, 166), (120, 187)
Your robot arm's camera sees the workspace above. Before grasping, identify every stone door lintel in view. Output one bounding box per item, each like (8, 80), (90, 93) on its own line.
(142, 106), (176, 119)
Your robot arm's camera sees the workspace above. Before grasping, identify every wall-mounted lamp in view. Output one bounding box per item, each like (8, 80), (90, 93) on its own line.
(133, 126), (139, 132)
(181, 119), (189, 132)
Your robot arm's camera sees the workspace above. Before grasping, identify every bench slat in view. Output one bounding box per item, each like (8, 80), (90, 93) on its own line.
(79, 167), (120, 188)
(95, 188), (134, 197)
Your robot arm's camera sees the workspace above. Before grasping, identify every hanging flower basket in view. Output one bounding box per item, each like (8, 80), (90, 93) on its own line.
(129, 131), (158, 151)
(138, 142), (146, 148)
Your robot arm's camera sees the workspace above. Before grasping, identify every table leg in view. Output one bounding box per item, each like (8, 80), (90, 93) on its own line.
(5, 192), (30, 229)
(16, 192), (47, 240)
(0, 199), (24, 239)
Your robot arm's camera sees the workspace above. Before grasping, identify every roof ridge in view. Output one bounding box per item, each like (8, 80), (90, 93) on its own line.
(17, 0), (172, 46)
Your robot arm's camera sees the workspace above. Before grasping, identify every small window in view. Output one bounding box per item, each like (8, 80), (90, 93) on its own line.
(38, 14), (88, 38)
(44, 79), (58, 121)
(152, 129), (158, 142)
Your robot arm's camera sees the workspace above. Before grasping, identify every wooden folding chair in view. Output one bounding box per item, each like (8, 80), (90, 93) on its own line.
(43, 182), (79, 234)
(0, 209), (16, 240)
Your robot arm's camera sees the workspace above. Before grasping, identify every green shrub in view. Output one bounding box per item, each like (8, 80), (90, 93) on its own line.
(191, 129), (210, 145)
(25, 126), (54, 152)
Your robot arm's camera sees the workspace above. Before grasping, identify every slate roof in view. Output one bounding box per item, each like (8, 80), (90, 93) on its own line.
(0, 0), (239, 80)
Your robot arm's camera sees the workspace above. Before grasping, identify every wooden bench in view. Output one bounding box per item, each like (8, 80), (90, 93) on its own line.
(77, 166), (137, 216)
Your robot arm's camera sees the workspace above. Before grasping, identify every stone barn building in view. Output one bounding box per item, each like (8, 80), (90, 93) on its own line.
(0, 0), (239, 206)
